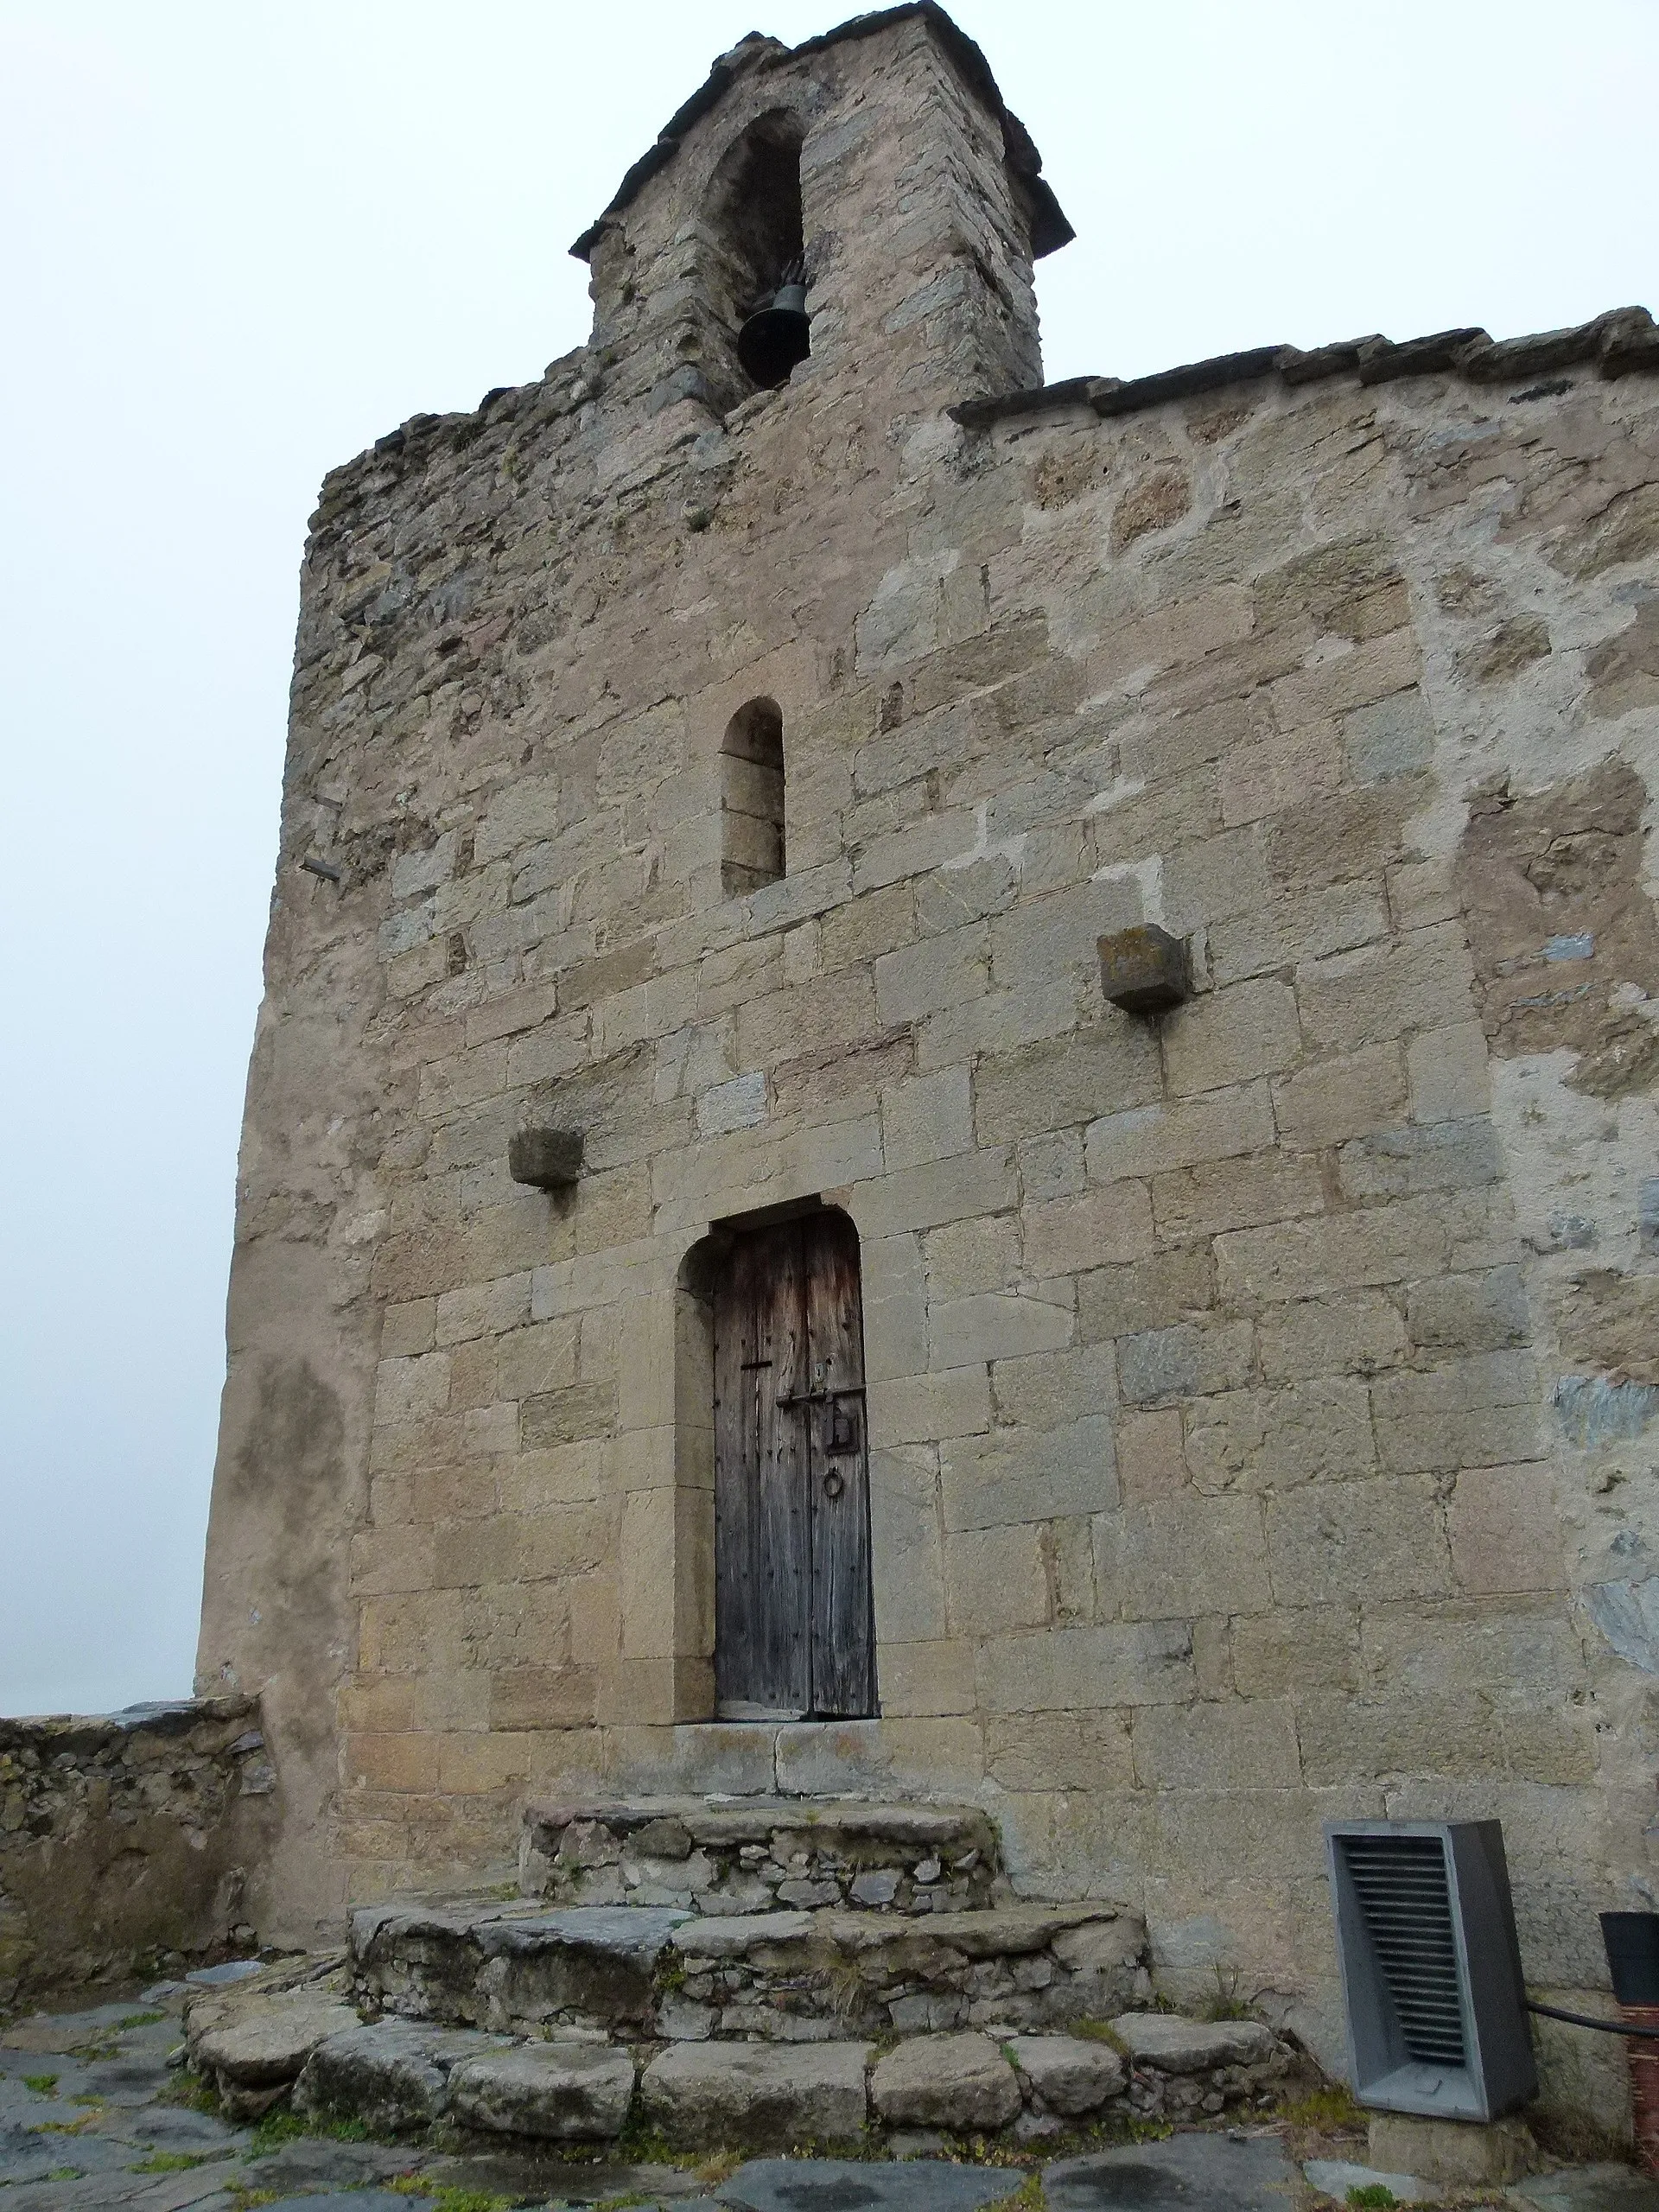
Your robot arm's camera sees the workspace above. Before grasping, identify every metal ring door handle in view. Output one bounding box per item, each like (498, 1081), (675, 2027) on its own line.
(822, 1470), (845, 1500)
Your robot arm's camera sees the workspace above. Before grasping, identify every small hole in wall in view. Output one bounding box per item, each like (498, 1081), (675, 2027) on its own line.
(721, 697), (785, 897)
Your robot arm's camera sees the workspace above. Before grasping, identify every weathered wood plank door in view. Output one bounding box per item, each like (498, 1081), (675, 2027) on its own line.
(713, 1209), (876, 1719)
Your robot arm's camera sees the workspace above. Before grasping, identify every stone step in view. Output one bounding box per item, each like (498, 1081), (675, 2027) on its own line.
(349, 1887), (1148, 2041)
(278, 2012), (1294, 2149)
(518, 1795), (1002, 1916)
(664, 1898), (1146, 2040)
(350, 1897), (684, 2038)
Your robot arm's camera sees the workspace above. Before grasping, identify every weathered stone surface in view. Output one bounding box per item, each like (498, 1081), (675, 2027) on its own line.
(1046, 2130), (1297, 2209)
(1510, 2167), (1659, 2212)
(1098, 925), (1191, 1015)
(0, 1698), (268, 2009)
(192, 1994), (363, 2086)
(869, 2031), (1021, 2130)
(238, 2190), (414, 2212)
(448, 2038), (636, 2139)
(424, 2152), (709, 2203)
(237, 2135), (421, 2194)
(295, 2018), (510, 2131)
(1306, 2157), (1442, 2204)
(720, 2158), (1022, 2209)
(642, 1900), (1146, 2040)
(1007, 2034), (1126, 2115)
(1108, 2012), (1276, 2073)
(520, 1799), (1001, 1916)
(640, 2040), (871, 2148)
(1370, 2111), (1536, 2186)
(352, 1898), (689, 2031)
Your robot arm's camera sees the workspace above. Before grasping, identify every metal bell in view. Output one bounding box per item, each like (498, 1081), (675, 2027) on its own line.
(736, 265), (811, 390)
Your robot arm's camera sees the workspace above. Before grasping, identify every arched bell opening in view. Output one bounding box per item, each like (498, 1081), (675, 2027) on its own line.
(703, 111), (810, 395)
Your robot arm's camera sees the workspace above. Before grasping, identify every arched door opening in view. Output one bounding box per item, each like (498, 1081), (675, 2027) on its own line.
(710, 1205), (875, 1720)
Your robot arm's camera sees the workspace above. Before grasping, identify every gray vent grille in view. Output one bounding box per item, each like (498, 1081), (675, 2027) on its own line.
(1326, 1819), (1535, 2120)
(1339, 1833), (1466, 2067)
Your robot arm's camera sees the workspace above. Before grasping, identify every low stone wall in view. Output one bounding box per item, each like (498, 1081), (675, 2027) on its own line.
(0, 1696), (274, 2006)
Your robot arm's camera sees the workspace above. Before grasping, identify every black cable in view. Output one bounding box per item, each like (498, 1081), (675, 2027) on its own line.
(1527, 1999), (1659, 2040)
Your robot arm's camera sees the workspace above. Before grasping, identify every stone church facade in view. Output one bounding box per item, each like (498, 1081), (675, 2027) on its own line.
(197, 0), (1659, 2101)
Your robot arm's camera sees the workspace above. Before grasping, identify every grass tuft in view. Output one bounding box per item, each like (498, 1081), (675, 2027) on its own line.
(245, 2108), (308, 2156)
(244, 2102), (375, 2158)
(1279, 2081), (1366, 2133)
(131, 2151), (215, 2173)
(118, 2011), (168, 2030)
(1346, 2189), (1398, 2209)
(694, 2146), (743, 2184)
(22, 2072), (59, 2094)
(385, 2182), (515, 2212)
(158, 2065), (222, 2114)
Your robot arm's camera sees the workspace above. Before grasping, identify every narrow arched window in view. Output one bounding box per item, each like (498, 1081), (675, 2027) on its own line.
(721, 697), (785, 898)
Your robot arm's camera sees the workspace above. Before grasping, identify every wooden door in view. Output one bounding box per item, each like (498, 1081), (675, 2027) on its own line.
(713, 1210), (875, 1719)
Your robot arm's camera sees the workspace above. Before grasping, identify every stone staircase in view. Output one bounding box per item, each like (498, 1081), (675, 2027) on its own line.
(185, 1794), (1301, 2150)
(353, 1796), (1141, 2045)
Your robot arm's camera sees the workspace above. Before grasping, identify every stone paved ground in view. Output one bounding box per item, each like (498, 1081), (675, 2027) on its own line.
(4, 1993), (1657, 2211)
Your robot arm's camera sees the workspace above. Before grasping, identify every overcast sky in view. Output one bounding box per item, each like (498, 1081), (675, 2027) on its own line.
(2, 1), (1654, 1718)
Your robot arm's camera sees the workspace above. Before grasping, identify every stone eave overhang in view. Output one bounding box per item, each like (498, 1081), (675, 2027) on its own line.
(568, 1), (1072, 264)
(949, 307), (1659, 430)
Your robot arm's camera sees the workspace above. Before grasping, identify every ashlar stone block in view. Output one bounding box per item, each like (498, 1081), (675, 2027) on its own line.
(975, 1025), (1163, 1145)
(976, 1620), (1195, 1713)
(1023, 1182), (1155, 1277)
(1161, 978), (1302, 1095)
(640, 2040), (870, 2148)
(1093, 1494), (1272, 1620)
(880, 1065), (974, 1172)
(1217, 1199), (1448, 1304)
(1270, 1043), (1406, 1148)
(1408, 1020), (1491, 1123)
(929, 1286), (1074, 1369)
(1266, 1474), (1452, 1605)
(942, 1414), (1117, 1531)
(1131, 1699), (1301, 1790)
(1256, 1291), (1409, 1380)
(1151, 1149), (1325, 1243)
(1447, 1464), (1568, 1593)
(1183, 1376), (1376, 1492)
(944, 1522), (1051, 1635)
(1117, 1319), (1254, 1403)
(1078, 1244), (1216, 1342)
(1087, 1082), (1279, 1185)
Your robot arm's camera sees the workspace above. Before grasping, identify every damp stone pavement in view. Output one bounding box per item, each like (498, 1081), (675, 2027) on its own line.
(5, 1991), (1659, 2212)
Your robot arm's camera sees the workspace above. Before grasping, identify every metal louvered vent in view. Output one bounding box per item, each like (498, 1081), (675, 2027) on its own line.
(1326, 1821), (1537, 2121)
(1342, 1834), (1467, 2067)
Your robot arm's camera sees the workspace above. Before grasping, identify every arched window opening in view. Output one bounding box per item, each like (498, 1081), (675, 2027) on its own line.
(721, 697), (785, 897)
(705, 113), (810, 391)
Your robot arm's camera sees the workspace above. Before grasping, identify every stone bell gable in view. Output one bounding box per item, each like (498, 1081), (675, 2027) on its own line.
(197, 0), (1658, 2125)
(571, 2), (1066, 420)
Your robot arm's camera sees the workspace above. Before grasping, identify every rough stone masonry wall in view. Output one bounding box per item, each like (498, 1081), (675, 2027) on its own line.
(195, 4), (1659, 2119)
(0, 1700), (274, 2007)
